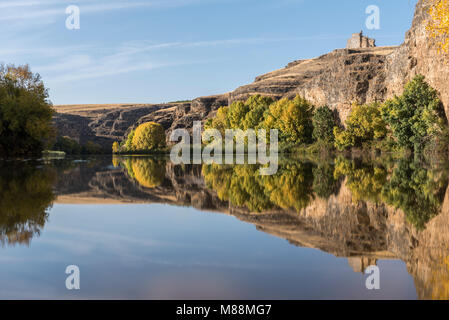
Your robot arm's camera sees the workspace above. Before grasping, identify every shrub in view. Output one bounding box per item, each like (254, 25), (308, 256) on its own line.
(131, 122), (166, 152)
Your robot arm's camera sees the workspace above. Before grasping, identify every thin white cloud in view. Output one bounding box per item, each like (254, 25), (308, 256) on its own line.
(0, 0), (239, 22)
(4, 34), (354, 84)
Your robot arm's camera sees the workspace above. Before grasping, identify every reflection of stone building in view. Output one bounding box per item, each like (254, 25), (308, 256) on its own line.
(347, 257), (378, 273)
(346, 31), (376, 49)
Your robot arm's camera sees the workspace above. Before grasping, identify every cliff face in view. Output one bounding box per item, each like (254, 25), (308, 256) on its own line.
(386, 0), (449, 119)
(230, 47), (395, 123)
(53, 0), (449, 148)
(53, 95), (230, 148)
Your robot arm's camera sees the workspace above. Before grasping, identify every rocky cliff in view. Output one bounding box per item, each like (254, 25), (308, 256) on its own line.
(386, 0), (449, 119)
(53, 0), (449, 149)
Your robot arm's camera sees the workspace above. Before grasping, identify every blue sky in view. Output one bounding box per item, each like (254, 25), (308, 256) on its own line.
(0, 0), (419, 105)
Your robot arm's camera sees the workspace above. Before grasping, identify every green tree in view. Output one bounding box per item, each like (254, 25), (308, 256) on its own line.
(0, 64), (54, 156)
(312, 106), (336, 143)
(82, 141), (104, 154)
(227, 101), (249, 129)
(53, 136), (82, 155)
(381, 75), (444, 153)
(242, 95), (273, 130)
(124, 129), (136, 152)
(205, 107), (229, 135)
(334, 103), (387, 151)
(131, 122), (166, 152)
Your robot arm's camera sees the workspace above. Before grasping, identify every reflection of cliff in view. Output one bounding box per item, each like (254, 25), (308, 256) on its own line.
(54, 157), (449, 300)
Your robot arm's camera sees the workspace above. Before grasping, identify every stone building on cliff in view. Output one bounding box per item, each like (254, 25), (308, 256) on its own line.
(346, 31), (376, 49)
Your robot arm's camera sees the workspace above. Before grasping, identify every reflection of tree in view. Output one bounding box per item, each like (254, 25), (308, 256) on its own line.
(382, 159), (447, 230)
(334, 157), (448, 230)
(202, 164), (273, 212)
(0, 164), (56, 246)
(334, 157), (387, 203)
(202, 162), (315, 212)
(312, 162), (341, 199)
(115, 157), (166, 189)
(263, 163), (315, 212)
(427, 254), (449, 300)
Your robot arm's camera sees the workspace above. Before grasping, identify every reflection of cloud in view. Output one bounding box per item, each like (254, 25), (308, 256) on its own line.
(143, 270), (245, 299)
(41, 223), (267, 270)
(45, 225), (185, 249)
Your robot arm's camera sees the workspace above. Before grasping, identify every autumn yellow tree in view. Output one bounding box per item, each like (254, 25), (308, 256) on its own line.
(427, 0), (449, 54)
(131, 122), (166, 152)
(112, 141), (120, 154)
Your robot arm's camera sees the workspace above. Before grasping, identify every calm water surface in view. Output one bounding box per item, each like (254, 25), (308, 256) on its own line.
(2, 155), (448, 299)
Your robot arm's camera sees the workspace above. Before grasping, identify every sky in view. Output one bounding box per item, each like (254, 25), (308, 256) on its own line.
(0, 0), (419, 105)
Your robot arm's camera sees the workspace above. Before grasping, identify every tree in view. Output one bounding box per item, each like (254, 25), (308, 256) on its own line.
(242, 95), (273, 130)
(427, 0), (449, 54)
(263, 95), (314, 144)
(112, 141), (120, 154)
(82, 141), (104, 154)
(53, 136), (82, 155)
(334, 103), (386, 150)
(124, 129), (136, 152)
(312, 105), (336, 143)
(380, 75), (444, 152)
(227, 101), (249, 129)
(131, 122), (166, 152)
(205, 106), (229, 135)
(0, 64), (54, 156)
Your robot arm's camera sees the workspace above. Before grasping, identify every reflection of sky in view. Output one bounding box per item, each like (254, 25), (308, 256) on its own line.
(0, 204), (417, 299)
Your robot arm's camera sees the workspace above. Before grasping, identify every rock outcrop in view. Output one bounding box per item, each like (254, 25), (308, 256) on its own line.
(53, 0), (449, 149)
(230, 46), (395, 123)
(385, 0), (449, 119)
